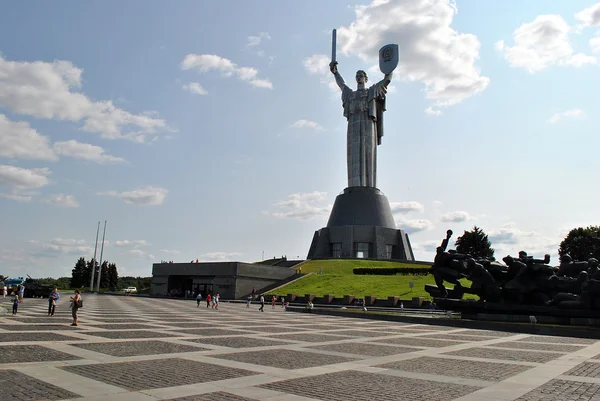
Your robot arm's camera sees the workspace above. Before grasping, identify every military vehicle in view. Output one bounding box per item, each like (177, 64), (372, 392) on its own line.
(4, 277), (25, 296)
(23, 275), (54, 298)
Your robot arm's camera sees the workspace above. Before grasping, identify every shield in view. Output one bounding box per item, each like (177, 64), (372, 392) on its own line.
(379, 44), (399, 74)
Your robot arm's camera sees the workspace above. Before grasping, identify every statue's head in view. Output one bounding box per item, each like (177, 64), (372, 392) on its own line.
(560, 254), (572, 263)
(355, 70), (368, 84)
(518, 250), (527, 258)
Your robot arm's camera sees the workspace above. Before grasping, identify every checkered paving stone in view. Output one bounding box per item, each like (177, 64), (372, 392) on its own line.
(379, 356), (533, 381)
(489, 341), (583, 353)
(309, 342), (422, 357)
(165, 392), (257, 401)
(1, 324), (80, 331)
(458, 329), (516, 337)
(373, 337), (466, 348)
(84, 330), (177, 339)
(326, 329), (401, 338)
(160, 322), (212, 328)
(171, 328), (252, 336)
(71, 340), (209, 356)
(266, 333), (353, 343)
(85, 319), (146, 323)
(244, 326), (311, 334)
(565, 362), (600, 377)
(9, 318), (73, 324)
(85, 323), (162, 330)
(260, 370), (479, 401)
(0, 332), (82, 342)
(0, 345), (82, 363)
(61, 358), (258, 391)
(0, 369), (80, 401)
(444, 347), (563, 363)
(518, 335), (599, 344)
(211, 348), (358, 369)
(424, 334), (498, 342)
(515, 379), (600, 400)
(185, 336), (294, 348)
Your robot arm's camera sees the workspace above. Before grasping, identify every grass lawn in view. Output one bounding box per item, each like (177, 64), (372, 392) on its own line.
(267, 259), (477, 300)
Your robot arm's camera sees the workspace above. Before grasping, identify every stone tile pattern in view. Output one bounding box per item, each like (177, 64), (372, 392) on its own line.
(374, 337), (466, 348)
(211, 349), (357, 369)
(84, 330), (176, 339)
(61, 358), (258, 391)
(186, 336), (292, 348)
(380, 356), (532, 381)
(71, 340), (209, 357)
(260, 370), (479, 401)
(310, 342), (421, 357)
(515, 379), (600, 400)
(166, 392), (257, 401)
(266, 333), (353, 343)
(565, 362), (600, 378)
(0, 345), (81, 363)
(0, 332), (80, 342)
(489, 341), (583, 353)
(518, 335), (599, 344)
(444, 347), (564, 363)
(0, 369), (79, 401)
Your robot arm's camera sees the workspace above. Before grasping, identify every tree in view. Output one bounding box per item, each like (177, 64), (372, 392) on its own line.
(559, 226), (600, 261)
(455, 226), (495, 260)
(84, 259), (98, 289)
(70, 257), (87, 288)
(98, 260), (110, 289)
(107, 263), (119, 290)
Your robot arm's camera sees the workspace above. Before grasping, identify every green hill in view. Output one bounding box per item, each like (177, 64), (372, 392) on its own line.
(268, 259), (448, 299)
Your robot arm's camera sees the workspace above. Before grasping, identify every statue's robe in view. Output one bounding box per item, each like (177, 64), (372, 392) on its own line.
(341, 81), (387, 188)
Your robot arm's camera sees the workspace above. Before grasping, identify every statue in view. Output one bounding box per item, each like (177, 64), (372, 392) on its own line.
(329, 29), (398, 188)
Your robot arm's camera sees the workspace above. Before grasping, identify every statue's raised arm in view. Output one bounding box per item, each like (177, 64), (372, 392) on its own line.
(329, 61), (347, 91)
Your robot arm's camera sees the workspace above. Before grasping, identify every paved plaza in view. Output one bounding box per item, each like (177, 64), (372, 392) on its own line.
(1, 296), (600, 400)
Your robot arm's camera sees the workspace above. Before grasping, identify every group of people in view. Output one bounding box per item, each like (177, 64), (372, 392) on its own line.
(8, 287), (82, 326)
(196, 293), (220, 310)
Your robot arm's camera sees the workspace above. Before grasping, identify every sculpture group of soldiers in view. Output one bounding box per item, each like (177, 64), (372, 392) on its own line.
(428, 230), (600, 309)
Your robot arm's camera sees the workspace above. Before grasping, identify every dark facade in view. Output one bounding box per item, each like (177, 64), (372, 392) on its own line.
(307, 187), (414, 261)
(151, 262), (295, 299)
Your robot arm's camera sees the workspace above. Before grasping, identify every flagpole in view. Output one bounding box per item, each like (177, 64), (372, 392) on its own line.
(96, 220), (107, 292)
(90, 221), (100, 291)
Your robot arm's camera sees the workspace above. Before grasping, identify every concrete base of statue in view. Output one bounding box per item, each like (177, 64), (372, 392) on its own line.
(306, 186), (414, 261)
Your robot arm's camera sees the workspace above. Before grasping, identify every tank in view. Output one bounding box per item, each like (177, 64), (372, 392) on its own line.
(23, 275), (54, 298)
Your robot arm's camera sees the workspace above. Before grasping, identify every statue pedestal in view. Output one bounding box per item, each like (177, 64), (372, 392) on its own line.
(307, 186), (414, 261)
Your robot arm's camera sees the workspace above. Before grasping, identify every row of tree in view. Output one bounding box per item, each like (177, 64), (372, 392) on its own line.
(71, 257), (119, 290)
(453, 225), (600, 263)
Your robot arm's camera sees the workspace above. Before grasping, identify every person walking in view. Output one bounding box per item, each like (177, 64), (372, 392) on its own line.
(48, 288), (60, 316)
(206, 293), (211, 308)
(214, 294), (220, 310)
(70, 290), (81, 326)
(246, 295), (252, 308)
(271, 295), (277, 309)
(196, 293), (202, 307)
(258, 294), (265, 312)
(18, 284), (24, 303)
(12, 294), (19, 315)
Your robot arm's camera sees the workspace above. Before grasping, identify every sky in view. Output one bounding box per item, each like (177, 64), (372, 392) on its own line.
(1, 0), (600, 278)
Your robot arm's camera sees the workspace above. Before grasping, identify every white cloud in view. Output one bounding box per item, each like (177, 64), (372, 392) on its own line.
(29, 238), (93, 256)
(129, 249), (155, 260)
(440, 211), (471, 223)
(303, 54), (339, 92)
(488, 222), (559, 261)
(99, 186), (168, 206)
(0, 193), (32, 202)
(333, 0), (488, 109)
(159, 249), (180, 255)
(575, 3), (600, 27)
(114, 240), (150, 247)
(198, 252), (241, 262)
(496, 15), (596, 73)
(547, 108), (586, 124)
(266, 191), (331, 221)
(53, 140), (126, 164)
(181, 54), (273, 89)
(44, 194), (79, 208)
(247, 32), (271, 47)
(0, 56), (171, 142)
(0, 114), (57, 161)
(0, 165), (50, 191)
(182, 82), (208, 95)
(590, 37), (600, 54)
(424, 106), (443, 116)
(289, 120), (324, 131)
(390, 201), (424, 214)
(395, 215), (434, 234)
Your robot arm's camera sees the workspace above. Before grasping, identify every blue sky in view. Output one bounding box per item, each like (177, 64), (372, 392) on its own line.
(1, 0), (600, 278)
